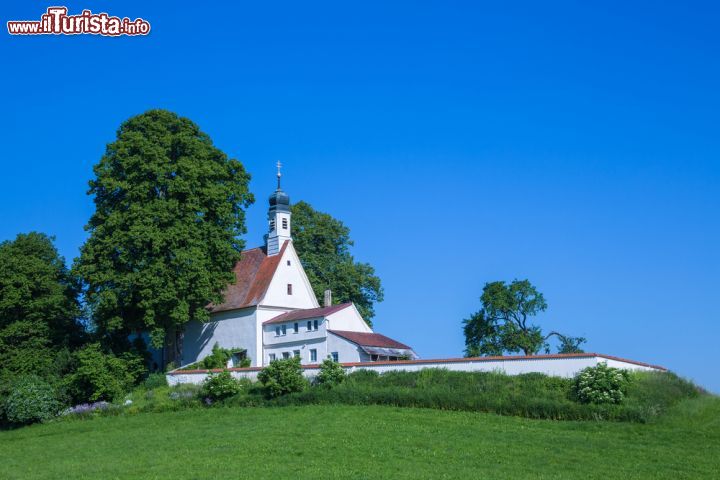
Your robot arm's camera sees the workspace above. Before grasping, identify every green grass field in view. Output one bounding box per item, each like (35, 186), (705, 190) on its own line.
(1, 396), (718, 479)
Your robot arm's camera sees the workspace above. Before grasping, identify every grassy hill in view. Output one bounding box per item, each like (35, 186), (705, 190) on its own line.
(1, 396), (718, 479)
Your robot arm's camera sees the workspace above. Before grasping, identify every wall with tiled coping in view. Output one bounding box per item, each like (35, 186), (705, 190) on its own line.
(166, 353), (664, 386)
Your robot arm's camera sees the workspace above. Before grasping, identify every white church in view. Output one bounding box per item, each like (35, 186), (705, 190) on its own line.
(178, 171), (417, 369)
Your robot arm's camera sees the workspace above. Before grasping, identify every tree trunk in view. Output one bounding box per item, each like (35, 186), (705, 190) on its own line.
(163, 327), (184, 369)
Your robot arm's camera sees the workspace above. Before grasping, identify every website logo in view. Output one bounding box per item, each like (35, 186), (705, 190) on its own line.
(7, 6), (151, 36)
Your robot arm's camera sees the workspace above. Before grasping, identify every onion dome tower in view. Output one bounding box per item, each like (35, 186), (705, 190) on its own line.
(266, 161), (291, 255)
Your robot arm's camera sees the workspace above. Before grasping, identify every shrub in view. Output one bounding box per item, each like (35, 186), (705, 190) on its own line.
(4, 375), (60, 425)
(200, 370), (243, 402)
(143, 373), (169, 390)
(315, 358), (346, 386)
(64, 343), (146, 403)
(574, 363), (630, 405)
(257, 357), (307, 398)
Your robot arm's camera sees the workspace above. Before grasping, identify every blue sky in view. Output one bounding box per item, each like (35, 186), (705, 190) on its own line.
(2, 1), (719, 391)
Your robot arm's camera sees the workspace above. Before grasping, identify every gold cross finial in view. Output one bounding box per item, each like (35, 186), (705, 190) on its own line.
(276, 161), (282, 189)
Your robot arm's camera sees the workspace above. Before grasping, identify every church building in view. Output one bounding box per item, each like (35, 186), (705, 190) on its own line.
(179, 169), (417, 368)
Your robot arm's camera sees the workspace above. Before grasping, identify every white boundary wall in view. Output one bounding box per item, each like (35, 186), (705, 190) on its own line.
(167, 353), (664, 386)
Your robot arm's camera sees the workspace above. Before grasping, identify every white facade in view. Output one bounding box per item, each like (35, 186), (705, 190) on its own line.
(262, 304), (374, 365)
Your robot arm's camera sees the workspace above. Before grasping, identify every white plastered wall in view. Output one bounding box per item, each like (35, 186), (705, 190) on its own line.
(182, 307), (257, 366)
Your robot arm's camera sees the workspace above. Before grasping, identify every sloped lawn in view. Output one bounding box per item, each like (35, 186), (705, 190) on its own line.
(1, 397), (718, 479)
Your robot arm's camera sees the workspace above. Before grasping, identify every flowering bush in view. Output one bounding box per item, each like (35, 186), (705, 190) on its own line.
(315, 358), (346, 386)
(574, 363), (631, 405)
(62, 401), (112, 416)
(4, 375), (60, 425)
(200, 370), (243, 402)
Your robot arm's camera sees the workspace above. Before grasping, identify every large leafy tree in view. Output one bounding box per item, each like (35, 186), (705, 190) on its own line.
(74, 110), (253, 362)
(463, 279), (586, 356)
(291, 201), (383, 326)
(0, 232), (84, 383)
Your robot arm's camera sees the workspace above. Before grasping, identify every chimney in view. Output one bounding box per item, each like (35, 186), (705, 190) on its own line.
(323, 289), (332, 307)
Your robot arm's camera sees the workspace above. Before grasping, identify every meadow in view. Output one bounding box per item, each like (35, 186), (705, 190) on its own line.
(1, 396), (718, 479)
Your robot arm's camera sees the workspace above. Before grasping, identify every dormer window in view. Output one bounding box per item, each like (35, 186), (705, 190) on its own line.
(282, 218), (288, 229)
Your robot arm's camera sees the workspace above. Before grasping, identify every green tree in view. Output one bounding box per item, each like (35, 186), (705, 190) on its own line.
(0, 232), (83, 383)
(463, 279), (586, 356)
(291, 201), (383, 326)
(73, 110), (254, 363)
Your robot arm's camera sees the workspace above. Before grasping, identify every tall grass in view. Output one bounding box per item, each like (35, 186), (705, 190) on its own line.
(226, 368), (702, 422)
(66, 368), (703, 424)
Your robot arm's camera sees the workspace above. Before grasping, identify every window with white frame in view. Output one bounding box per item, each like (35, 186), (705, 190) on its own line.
(310, 349), (317, 362)
(281, 324), (286, 335)
(293, 322), (299, 334)
(313, 319), (319, 331)
(293, 350), (300, 358)
(287, 283), (293, 295)
(282, 352), (290, 359)
(275, 326), (280, 336)
(269, 353), (276, 362)
(331, 352), (339, 362)
(282, 218), (288, 229)
(306, 321), (312, 331)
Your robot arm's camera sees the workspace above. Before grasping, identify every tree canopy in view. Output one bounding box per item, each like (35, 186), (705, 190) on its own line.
(0, 232), (84, 383)
(291, 201), (383, 326)
(73, 110), (254, 360)
(463, 279), (586, 356)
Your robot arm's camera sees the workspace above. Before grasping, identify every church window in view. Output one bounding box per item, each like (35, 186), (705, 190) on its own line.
(281, 325), (286, 335)
(310, 349), (317, 362)
(293, 350), (300, 358)
(331, 352), (339, 362)
(313, 319), (319, 330)
(269, 219), (275, 231)
(287, 260), (291, 266)
(275, 326), (280, 336)
(307, 321), (312, 331)
(269, 353), (276, 362)
(282, 352), (290, 359)
(287, 284), (293, 295)
(282, 218), (288, 229)
(293, 322), (299, 333)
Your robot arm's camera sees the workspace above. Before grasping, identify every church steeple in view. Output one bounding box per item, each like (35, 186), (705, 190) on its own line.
(266, 161), (291, 256)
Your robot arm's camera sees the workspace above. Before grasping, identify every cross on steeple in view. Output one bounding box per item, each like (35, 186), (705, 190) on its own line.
(276, 161), (282, 189)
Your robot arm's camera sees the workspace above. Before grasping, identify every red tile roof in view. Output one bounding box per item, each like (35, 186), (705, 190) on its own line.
(263, 303), (353, 325)
(210, 241), (289, 313)
(329, 330), (412, 350)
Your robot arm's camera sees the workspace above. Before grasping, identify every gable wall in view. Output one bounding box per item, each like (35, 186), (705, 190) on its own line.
(326, 304), (372, 333)
(260, 243), (319, 309)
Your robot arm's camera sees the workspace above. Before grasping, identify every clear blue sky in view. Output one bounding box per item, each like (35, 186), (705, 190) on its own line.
(2, 2), (718, 392)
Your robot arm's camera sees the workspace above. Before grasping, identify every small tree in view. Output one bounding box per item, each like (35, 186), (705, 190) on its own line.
(315, 358), (346, 386)
(257, 357), (307, 398)
(63, 343), (146, 402)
